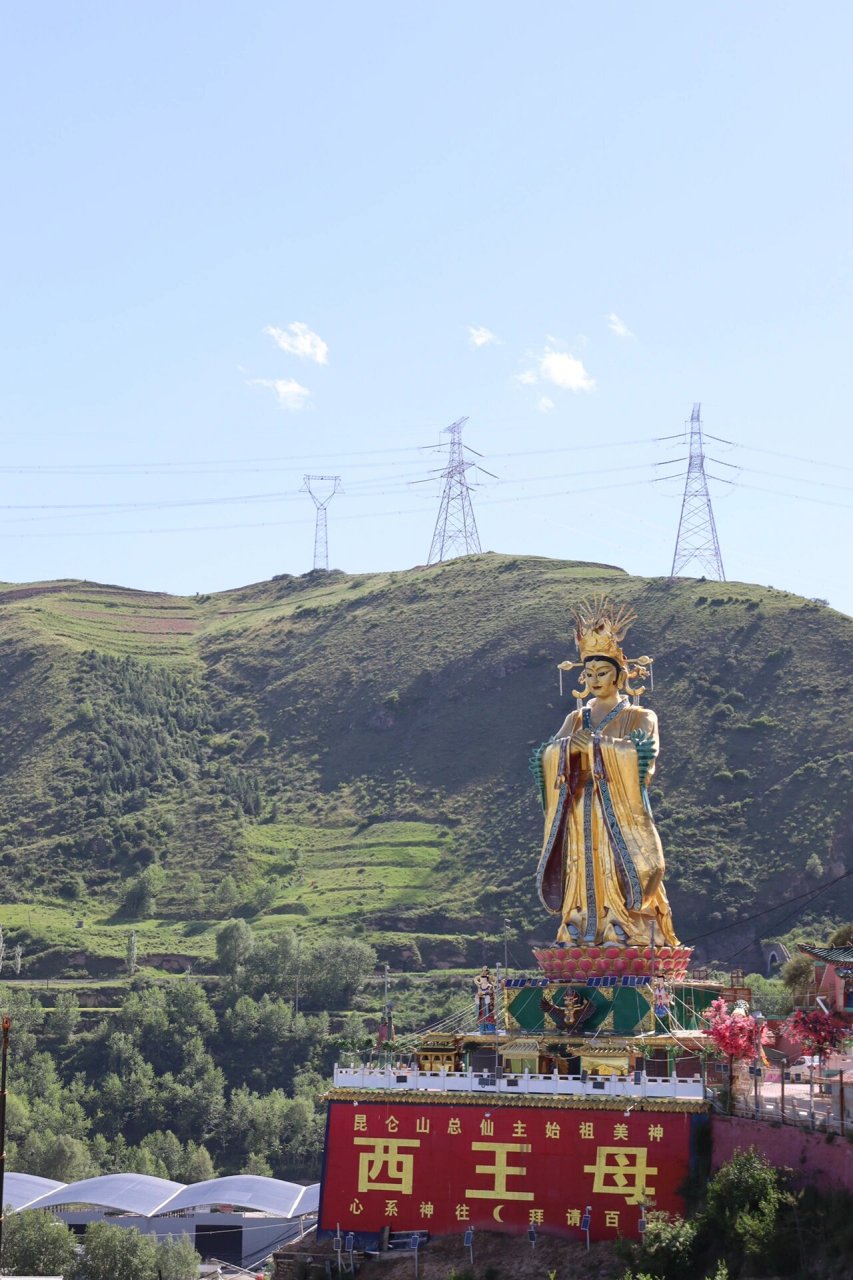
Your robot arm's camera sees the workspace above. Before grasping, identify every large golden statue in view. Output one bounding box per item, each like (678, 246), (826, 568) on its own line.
(534, 598), (679, 950)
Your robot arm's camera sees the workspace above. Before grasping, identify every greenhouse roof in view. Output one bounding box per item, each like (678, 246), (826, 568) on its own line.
(4, 1171), (319, 1219)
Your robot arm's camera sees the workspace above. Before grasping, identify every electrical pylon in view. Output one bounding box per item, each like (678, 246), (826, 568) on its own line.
(426, 417), (491, 565)
(670, 404), (726, 580)
(302, 474), (342, 571)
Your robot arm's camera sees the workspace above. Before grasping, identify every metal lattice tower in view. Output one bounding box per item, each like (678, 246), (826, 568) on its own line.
(670, 404), (726, 580)
(302, 474), (341, 571)
(426, 417), (489, 565)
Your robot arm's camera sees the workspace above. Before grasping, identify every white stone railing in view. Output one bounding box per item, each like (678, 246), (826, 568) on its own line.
(332, 1064), (705, 1100)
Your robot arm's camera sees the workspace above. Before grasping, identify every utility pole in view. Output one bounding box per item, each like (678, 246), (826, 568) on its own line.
(670, 404), (726, 581)
(424, 418), (493, 565)
(302, 475), (342, 571)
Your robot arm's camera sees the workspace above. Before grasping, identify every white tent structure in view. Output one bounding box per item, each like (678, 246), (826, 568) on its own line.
(2, 1173), (66, 1211)
(3, 1171), (319, 1269)
(4, 1172), (316, 1219)
(162, 1175), (312, 1217)
(32, 1173), (184, 1216)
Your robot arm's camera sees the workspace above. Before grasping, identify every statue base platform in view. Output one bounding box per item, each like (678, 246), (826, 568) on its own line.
(533, 943), (693, 982)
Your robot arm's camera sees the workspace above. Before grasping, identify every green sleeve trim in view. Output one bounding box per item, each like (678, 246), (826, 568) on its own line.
(529, 741), (552, 813)
(629, 728), (657, 790)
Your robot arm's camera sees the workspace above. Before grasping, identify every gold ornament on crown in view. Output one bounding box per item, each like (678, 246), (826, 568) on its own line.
(557, 595), (654, 705)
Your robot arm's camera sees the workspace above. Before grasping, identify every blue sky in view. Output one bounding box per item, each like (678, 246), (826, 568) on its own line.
(1, 2), (851, 612)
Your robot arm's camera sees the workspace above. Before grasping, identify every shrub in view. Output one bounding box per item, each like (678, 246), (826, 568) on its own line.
(625, 1211), (698, 1280)
(701, 1147), (788, 1265)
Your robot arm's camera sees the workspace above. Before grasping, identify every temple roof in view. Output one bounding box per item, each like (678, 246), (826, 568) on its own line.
(798, 943), (853, 965)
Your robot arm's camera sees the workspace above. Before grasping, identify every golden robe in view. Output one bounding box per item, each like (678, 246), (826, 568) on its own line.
(535, 698), (678, 947)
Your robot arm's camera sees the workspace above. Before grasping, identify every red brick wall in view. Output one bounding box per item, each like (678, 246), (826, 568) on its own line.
(711, 1115), (853, 1192)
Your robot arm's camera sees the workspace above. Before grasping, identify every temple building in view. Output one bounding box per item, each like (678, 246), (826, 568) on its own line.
(797, 943), (853, 1022)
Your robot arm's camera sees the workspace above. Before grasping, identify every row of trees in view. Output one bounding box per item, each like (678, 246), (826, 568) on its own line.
(2, 1215), (199, 1280)
(2, 922), (376, 1182)
(704, 997), (848, 1066)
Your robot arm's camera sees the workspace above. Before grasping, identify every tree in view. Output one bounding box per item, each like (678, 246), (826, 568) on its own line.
(1, 1209), (77, 1276)
(178, 1140), (216, 1182)
(214, 874), (239, 914)
(184, 872), (205, 915)
(216, 918), (255, 974)
(49, 991), (81, 1043)
(22, 1131), (97, 1182)
(138, 1128), (184, 1179)
(156, 1233), (201, 1280)
(805, 852), (823, 879)
(122, 865), (165, 919)
(742, 974), (792, 1018)
(126, 929), (138, 975)
(76, 1221), (158, 1280)
(703, 998), (766, 1061)
(301, 937), (377, 1009)
(783, 1008), (847, 1061)
(781, 953), (815, 996)
(829, 921), (853, 947)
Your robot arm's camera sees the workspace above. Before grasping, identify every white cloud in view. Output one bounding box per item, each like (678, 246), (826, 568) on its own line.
(468, 325), (499, 348)
(537, 396), (555, 413)
(517, 342), (596, 395)
(606, 312), (633, 338)
(264, 322), (329, 365)
(539, 347), (596, 393)
(248, 377), (312, 411)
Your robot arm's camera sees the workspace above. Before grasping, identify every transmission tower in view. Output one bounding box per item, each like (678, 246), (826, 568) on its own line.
(426, 417), (493, 565)
(670, 404), (725, 580)
(302, 474), (342, 571)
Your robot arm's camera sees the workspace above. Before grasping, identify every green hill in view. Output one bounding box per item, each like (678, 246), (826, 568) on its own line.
(0, 555), (849, 978)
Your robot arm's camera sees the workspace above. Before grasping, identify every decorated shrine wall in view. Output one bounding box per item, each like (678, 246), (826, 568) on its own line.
(319, 1098), (705, 1244)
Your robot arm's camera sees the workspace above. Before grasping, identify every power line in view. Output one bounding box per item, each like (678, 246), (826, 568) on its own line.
(0, 437), (662, 476)
(0, 434), (848, 482)
(1, 464), (851, 540)
(725, 480), (853, 511)
(0, 460), (667, 521)
(682, 869), (853, 947)
(718, 440), (853, 474)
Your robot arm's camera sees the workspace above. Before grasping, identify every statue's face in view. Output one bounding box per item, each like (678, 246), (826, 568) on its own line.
(583, 660), (619, 697)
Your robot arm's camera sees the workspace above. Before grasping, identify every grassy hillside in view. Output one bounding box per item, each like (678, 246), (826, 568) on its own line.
(0, 555), (849, 978)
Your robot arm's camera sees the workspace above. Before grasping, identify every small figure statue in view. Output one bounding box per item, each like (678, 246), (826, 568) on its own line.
(652, 977), (672, 1019)
(533, 597), (679, 948)
(474, 967), (495, 1022)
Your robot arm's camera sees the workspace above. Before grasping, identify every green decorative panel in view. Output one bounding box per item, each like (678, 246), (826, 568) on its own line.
(611, 986), (651, 1034)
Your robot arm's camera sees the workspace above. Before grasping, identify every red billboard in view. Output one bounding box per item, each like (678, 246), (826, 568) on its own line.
(320, 1100), (699, 1242)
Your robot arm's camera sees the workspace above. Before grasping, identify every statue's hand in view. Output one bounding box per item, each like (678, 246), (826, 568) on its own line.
(571, 728), (594, 751)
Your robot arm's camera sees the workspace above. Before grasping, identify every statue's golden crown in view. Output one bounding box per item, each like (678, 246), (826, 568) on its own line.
(573, 596), (636, 665)
(558, 595), (654, 701)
